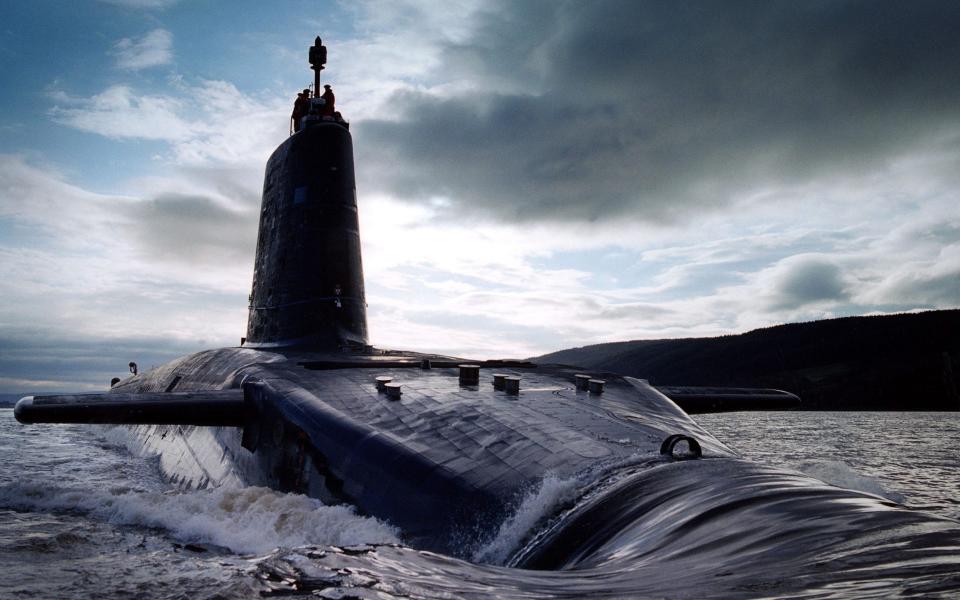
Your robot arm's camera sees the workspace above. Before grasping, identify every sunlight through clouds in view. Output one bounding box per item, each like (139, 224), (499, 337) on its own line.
(2, 1), (959, 391)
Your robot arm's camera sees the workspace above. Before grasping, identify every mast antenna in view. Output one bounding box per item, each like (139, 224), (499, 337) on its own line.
(309, 36), (327, 95)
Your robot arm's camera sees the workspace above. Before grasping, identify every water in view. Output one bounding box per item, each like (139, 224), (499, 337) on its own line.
(695, 411), (960, 520)
(1, 409), (958, 598)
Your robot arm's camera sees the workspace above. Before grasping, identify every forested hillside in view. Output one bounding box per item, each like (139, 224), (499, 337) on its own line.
(533, 310), (960, 410)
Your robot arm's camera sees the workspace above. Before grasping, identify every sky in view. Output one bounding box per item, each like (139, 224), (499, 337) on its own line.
(1, 0), (959, 393)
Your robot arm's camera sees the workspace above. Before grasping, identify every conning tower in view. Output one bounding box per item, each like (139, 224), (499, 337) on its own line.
(245, 38), (368, 349)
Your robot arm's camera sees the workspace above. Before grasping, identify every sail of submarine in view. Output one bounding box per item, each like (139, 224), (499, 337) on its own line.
(19, 38), (957, 572)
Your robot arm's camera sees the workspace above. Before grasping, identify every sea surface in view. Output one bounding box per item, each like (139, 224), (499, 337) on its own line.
(1, 408), (957, 598)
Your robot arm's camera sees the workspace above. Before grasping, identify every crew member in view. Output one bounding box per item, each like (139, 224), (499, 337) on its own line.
(291, 91), (302, 133)
(321, 84), (335, 117)
(291, 89), (310, 133)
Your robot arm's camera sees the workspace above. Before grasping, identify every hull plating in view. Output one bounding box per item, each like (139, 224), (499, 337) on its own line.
(111, 346), (960, 582)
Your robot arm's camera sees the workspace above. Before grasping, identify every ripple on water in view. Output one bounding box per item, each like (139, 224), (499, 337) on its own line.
(695, 411), (960, 520)
(1, 409), (959, 598)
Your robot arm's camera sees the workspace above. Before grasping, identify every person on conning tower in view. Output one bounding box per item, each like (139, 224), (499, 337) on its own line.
(321, 84), (335, 117)
(291, 88), (310, 133)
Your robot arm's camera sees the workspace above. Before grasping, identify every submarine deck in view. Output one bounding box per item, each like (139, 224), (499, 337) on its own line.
(24, 347), (738, 554)
(237, 350), (736, 551)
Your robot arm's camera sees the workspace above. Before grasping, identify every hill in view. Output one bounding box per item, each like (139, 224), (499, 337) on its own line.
(533, 310), (960, 410)
(0, 394), (23, 408)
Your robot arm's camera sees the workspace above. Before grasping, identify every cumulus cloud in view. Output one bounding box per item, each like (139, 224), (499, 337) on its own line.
(764, 256), (849, 310)
(354, 0), (960, 223)
(113, 29), (173, 70)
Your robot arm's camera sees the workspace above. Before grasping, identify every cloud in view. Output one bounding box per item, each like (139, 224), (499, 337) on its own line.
(113, 29), (173, 70)
(7, 4), (956, 390)
(50, 85), (197, 141)
(352, 155), (960, 354)
(124, 192), (257, 265)
(48, 80), (289, 164)
(0, 154), (124, 248)
(764, 256), (848, 310)
(99, 0), (179, 9)
(354, 1), (960, 224)
(0, 155), (251, 357)
(0, 154), (258, 278)
(873, 257), (960, 306)
(0, 327), (211, 393)
(857, 219), (960, 307)
(1, 152), (957, 390)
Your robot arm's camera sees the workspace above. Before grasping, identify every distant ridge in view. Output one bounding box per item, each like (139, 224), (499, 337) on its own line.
(0, 394), (25, 408)
(532, 310), (960, 410)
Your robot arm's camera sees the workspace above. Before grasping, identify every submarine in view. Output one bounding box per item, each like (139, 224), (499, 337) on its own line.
(15, 38), (960, 586)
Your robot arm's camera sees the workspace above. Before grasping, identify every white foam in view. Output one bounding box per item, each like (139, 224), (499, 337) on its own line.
(795, 460), (907, 504)
(472, 474), (578, 565)
(0, 482), (399, 554)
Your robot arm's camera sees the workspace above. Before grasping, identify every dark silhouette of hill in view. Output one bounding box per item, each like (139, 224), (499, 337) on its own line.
(533, 310), (960, 410)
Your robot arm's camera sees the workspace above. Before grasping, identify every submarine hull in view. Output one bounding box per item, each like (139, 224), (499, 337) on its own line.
(35, 344), (954, 574)
(33, 344), (949, 571)
(90, 346), (737, 555)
